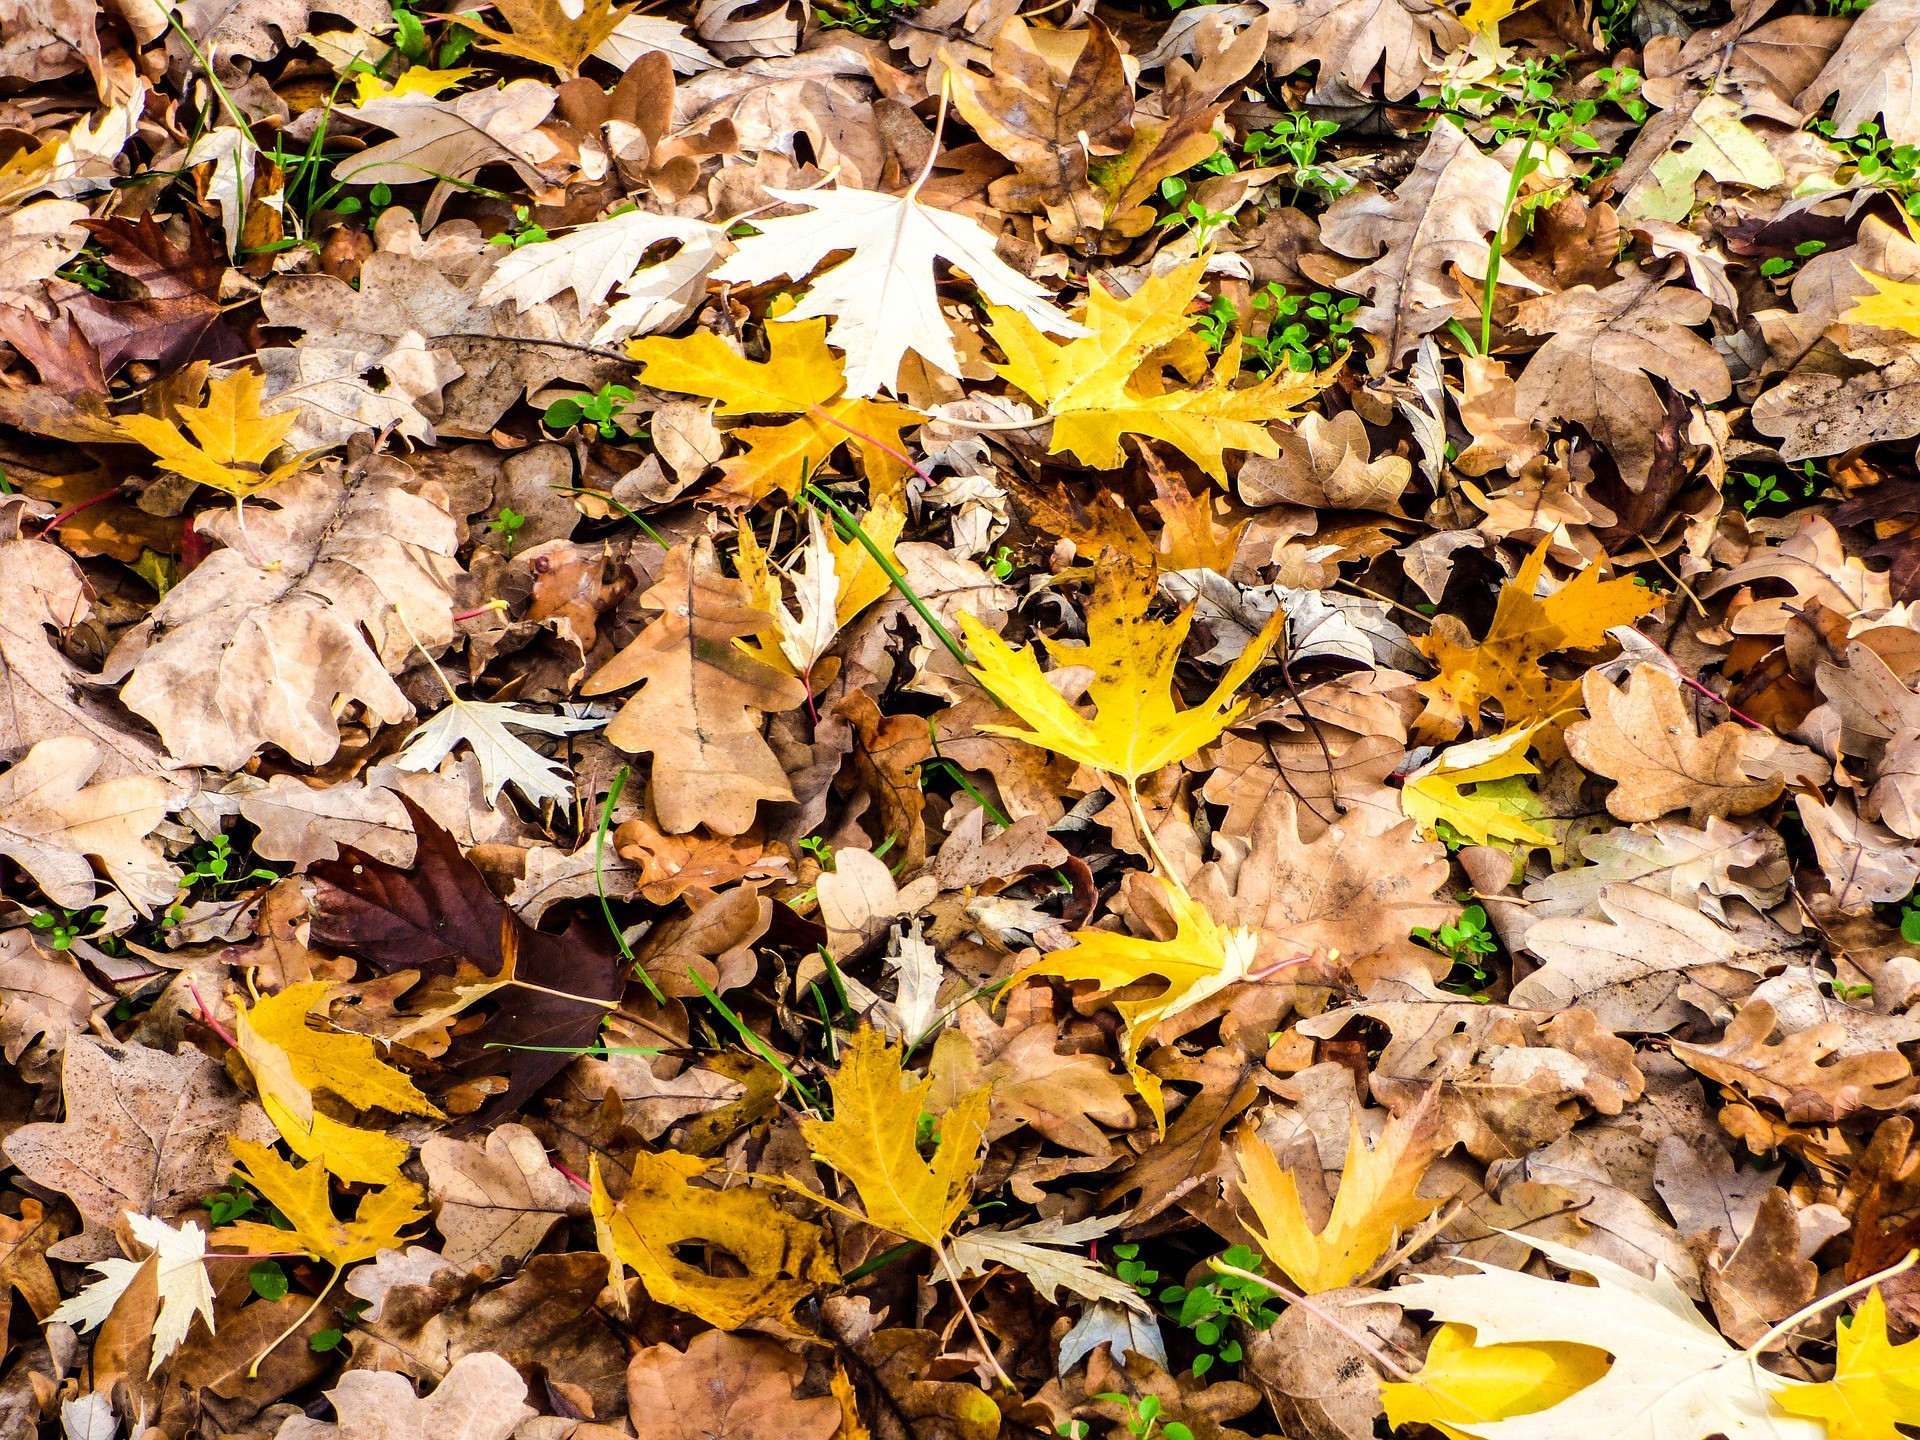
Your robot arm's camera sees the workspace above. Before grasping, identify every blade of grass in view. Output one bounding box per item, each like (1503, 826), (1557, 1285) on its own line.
(595, 765), (667, 1004)
(687, 968), (822, 1113)
(802, 482), (971, 671)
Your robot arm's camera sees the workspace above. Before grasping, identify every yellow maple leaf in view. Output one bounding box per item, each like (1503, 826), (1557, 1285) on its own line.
(960, 558), (1280, 785)
(1014, 877), (1258, 1127)
(1459, 0), (1537, 32)
(1844, 267), (1920, 338)
(216, 1139), (425, 1268)
(986, 256), (1332, 479)
(448, 0), (635, 78)
(232, 981), (440, 1187)
(351, 66), (477, 106)
(1774, 1287), (1920, 1439)
(1235, 1104), (1442, 1293)
(1413, 541), (1662, 743)
(113, 369), (309, 499)
(1401, 726), (1555, 852)
(589, 1150), (838, 1329)
(1380, 1323), (1612, 1440)
(801, 1027), (992, 1250)
(628, 319), (916, 503)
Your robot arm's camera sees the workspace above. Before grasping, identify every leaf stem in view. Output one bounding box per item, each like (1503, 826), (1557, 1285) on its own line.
(935, 1242), (1017, 1391)
(247, 1262), (341, 1379)
(1745, 1248), (1918, 1356)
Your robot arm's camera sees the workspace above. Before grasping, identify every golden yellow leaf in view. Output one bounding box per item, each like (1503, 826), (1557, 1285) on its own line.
(1235, 1103), (1441, 1293)
(113, 369), (309, 499)
(628, 319), (915, 502)
(1458, 0), (1537, 32)
(960, 558), (1279, 784)
(232, 981), (439, 1187)
(1014, 877), (1258, 1127)
(1844, 267), (1920, 338)
(1401, 726), (1555, 852)
(351, 66), (477, 105)
(589, 1150), (838, 1330)
(447, 0), (635, 78)
(216, 1139), (426, 1267)
(986, 256), (1332, 479)
(1413, 540), (1662, 743)
(801, 1027), (991, 1249)
(1380, 1323), (1612, 1440)
(1774, 1287), (1920, 1440)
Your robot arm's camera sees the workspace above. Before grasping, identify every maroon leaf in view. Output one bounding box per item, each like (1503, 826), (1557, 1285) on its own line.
(310, 797), (626, 1131)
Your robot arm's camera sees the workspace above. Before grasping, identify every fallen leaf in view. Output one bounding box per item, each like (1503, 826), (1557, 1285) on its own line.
(1773, 1285), (1920, 1438)
(623, 1329), (842, 1440)
(277, 1352), (535, 1440)
(1320, 120), (1524, 374)
(1236, 1101), (1442, 1293)
(0, 735), (179, 913)
(713, 181), (1082, 397)
(580, 538), (808, 834)
(48, 1214), (214, 1375)
(102, 458), (462, 772)
(1413, 541), (1663, 742)
(216, 1139), (426, 1266)
(590, 1148), (837, 1329)
(4, 1036), (276, 1261)
(420, 1124), (584, 1275)
(986, 255), (1331, 478)
(801, 1026), (990, 1249)
(1567, 667), (1784, 824)
(961, 558), (1279, 784)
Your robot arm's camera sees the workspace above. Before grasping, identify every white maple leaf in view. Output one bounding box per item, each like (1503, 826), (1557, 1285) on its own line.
(951, 1217), (1151, 1313)
(772, 510), (842, 675)
(1384, 1232), (1825, 1440)
(594, 226), (733, 343)
(593, 13), (720, 72)
(41, 90), (145, 201)
(478, 210), (730, 321)
(394, 699), (602, 808)
(49, 1213), (215, 1376)
(184, 126), (262, 259)
(711, 184), (1085, 397)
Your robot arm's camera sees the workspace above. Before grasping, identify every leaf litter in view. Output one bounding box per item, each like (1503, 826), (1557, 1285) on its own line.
(6, 0), (1920, 1436)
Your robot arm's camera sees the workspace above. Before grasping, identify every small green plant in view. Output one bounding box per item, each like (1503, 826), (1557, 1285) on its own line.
(1095, 1393), (1194, 1440)
(986, 545), (1016, 581)
(1413, 904), (1500, 991)
(1760, 239), (1829, 280)
(1833, 978), (1876, 1002)
(166, 833), (280, 930)
(249, 1260), (290, 1301)
(1735, 461), (1818, 514)
(30, 906), (104, 952)
(490, 506), (527, 553)
(1197, 284), (1359, 374)
(1812, 119), (1920, 217)
(814, 0), (919, 34)
(1157, 175), (1235, 247)
(544, 382), (638, 440)
(1157, 1245), (1281, 1378)
(1111, 1242), (1160, 1296)
(1595, 0), (1640, 46)
(1244, 114), (1351, 201)
(488, 205), (550, 250)
(55, 244), (115, 295)
(798, 834), (835, 866)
